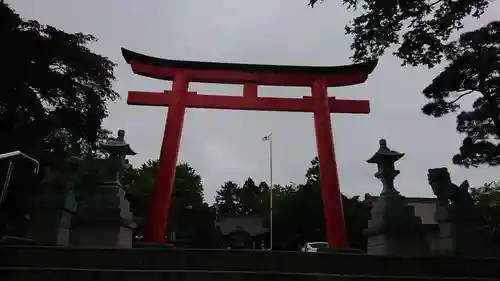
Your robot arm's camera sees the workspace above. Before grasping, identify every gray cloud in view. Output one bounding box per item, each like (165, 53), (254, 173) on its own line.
(9, 0), (500, 203)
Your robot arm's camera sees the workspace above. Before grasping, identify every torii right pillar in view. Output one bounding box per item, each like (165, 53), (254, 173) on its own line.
(311, 78), (348, 247)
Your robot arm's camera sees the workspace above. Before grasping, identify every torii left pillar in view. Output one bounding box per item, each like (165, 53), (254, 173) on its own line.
(122, 47), (378, 248)
(146, 73), (189, 243)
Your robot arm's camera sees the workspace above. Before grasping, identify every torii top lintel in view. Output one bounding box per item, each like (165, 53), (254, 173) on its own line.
(122, 48), (378, 87)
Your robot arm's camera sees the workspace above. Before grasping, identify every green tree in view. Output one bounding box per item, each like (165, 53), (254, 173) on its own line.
(122, 160), (159, 227)
(123, 160), (220, 247)
(305, 157), (320, 184)
(168, 163), (210, 246)
(310, 0), (491, 67)
(304, 157), (368, 250)
(272, 157), (368, 250)
(171, 163), (205, 207)
(470, 181), (500, 251)
(421, 22), (500, 167)
(239, 178), (256, 215)
(0, 3), (117, 168)
(214, 181), (241, 217)
(213, 178), (272, 220)
(239, 178), (268, 216)
(273, 183), (326, 249)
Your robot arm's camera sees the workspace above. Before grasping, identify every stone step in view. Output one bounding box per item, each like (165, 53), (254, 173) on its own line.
(0, 267), (497, 281)
(1, 245), (498, 279)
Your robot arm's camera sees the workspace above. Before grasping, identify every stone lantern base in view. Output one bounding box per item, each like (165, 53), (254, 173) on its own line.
(25, 188), (77, 246)
(71, 183), (135, 248)
(435, 204), (490, 257)
(365, 191), (430, 256)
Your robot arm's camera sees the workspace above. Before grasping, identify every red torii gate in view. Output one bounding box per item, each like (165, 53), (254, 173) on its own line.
(122, 48), (377, 248)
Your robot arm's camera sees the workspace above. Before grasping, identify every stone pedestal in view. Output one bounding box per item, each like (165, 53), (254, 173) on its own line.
(365, 191), (430, 256)
(25, 188), (77, 245)
(71, 183), (135, 248)
(435, 204), (488, 256)
(428, 168), (490, 257)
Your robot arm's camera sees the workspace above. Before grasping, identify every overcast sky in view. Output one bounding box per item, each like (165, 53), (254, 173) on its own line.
(9, 0), (500, 203)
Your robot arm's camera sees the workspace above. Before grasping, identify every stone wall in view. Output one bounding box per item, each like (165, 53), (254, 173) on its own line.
(1, 245), (498, 279)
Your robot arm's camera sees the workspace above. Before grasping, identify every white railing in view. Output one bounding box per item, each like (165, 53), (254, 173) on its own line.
(0, 151), (39, 209)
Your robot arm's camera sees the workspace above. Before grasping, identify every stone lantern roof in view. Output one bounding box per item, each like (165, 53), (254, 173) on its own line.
(366, 139), (404, 164)
(101, 129), (136, 156)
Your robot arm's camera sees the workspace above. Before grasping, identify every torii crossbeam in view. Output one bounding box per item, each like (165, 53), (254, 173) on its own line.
(122, 48), (378, 248)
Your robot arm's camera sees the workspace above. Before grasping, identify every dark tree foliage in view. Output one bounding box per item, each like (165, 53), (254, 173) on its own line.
(305, 157), (320, 184)
(213, 178), (274, 218)
(299, 157), (368, 250)
(123, 160), (220, 247)
(470, 181), (500, 252)
(309, 0), (491, 67)
(239, 178), (267, 216)
(0, 3), (117, 165)
(214, 181), (241, 217)
(124, 161), (207, 226)
(422, 21), (500, 167)
(211, 156), (368, 250)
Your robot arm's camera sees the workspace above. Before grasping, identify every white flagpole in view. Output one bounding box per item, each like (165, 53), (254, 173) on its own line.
(262, 133), (273, 250)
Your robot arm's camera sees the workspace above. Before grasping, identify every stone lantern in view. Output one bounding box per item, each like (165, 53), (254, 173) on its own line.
(366, 139), (404, 195)
(364, 139), (429, 256)
(101, 129), (136, 185)
(71, 129), (135, 248)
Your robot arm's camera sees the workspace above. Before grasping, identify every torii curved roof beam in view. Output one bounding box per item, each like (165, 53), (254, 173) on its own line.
(122, 48), (378, 87)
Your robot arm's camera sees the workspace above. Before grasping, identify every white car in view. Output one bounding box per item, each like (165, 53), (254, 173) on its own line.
(301, 242), (329, 252)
